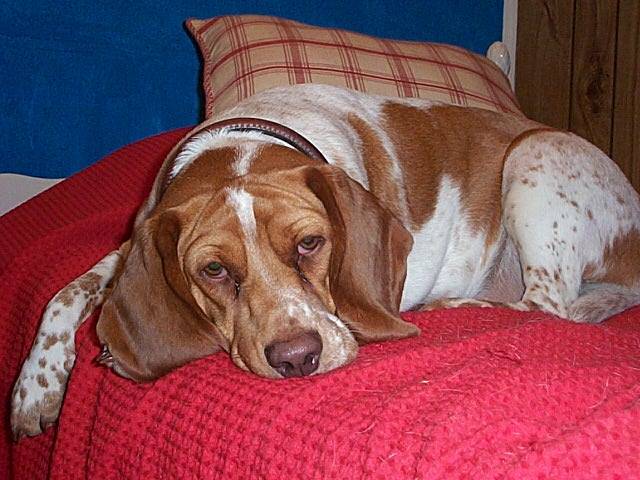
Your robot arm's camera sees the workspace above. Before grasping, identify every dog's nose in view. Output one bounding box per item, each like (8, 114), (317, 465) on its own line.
(264, 332), (322, 378)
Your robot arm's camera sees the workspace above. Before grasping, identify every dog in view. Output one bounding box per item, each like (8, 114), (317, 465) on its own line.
(11, 84), (640, 438)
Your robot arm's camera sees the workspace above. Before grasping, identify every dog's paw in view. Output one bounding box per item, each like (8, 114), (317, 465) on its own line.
(11, 343), (74, 440)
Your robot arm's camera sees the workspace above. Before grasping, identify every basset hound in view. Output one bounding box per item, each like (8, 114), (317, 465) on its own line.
(12, 84), (640, 438)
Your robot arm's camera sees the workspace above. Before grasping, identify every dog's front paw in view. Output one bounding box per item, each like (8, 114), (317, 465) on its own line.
(11, 344), (74, 440)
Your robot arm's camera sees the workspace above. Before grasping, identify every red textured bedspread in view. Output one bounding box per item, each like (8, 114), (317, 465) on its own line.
(2, 130), (639, 479)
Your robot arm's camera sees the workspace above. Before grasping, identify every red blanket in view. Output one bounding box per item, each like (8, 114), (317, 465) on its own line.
(2, 130), (639, 479)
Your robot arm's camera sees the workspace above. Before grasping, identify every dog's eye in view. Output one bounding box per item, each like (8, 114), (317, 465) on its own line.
(297, 236), (323, 256)
(202, 261), (228, 280)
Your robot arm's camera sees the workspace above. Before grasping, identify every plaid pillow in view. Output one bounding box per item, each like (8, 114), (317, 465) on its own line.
(186, 15), (521, 117)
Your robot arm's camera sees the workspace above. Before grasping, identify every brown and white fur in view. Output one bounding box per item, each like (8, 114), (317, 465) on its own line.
(12, 84), (640, 438)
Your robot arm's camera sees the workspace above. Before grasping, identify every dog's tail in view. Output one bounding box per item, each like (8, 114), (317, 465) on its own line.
(568, 282), (640, 323)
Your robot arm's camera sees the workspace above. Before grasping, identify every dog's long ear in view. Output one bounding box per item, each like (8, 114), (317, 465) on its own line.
(96, 210), (223, 382)
(305, 165), (420, 343)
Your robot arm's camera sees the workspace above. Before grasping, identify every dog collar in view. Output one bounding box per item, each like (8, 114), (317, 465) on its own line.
(200, 117), (327, 163)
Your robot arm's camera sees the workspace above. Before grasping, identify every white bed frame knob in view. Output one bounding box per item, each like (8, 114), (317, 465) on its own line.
(486, 41), (511, 76)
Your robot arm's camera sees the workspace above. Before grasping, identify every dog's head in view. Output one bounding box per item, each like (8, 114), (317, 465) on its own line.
(97, 144), (418, 381)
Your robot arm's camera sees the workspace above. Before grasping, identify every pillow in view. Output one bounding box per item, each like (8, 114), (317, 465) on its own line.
(185, 15), (521, 117)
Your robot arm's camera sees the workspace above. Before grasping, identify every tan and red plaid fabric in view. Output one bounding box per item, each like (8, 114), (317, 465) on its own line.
(186, 15), (521, 117)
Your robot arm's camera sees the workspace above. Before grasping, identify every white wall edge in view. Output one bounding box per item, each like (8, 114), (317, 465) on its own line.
(503, 0), (518, 87)
(0, 173), (63, 217)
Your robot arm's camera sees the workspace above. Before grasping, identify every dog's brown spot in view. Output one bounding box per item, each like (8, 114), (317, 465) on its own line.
(531, 267), (550, 281)
(63, 359), (73, 372)
(347, 114), (404, 222)
(40, 390), (64, 428)
(43, 334), (59, 350)
(55, 371), (67, 385)
(587, 209), (594, 220)
(78, 272), (100, 289)
(19, 387), (27, 400)
(584, 228), (640, 287)
(63, 346), (75, 372)
(59, 331), (70, 344)
(36, 374), (49, 388)
(55, 288), (75, 307)
(383, 103), (538, 243)
(38, 357), (47, 368)
(161, 147), (245, 205)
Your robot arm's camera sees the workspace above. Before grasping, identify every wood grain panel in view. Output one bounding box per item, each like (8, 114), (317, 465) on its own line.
(515, 0), (575, 129)
(569, 0), (618, 155)
(612, 0), (640, 192)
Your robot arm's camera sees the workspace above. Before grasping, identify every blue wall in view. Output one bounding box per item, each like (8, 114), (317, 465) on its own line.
(0, 1), (502, 178)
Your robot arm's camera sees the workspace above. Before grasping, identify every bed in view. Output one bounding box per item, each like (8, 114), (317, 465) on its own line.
(2, 10), (640, 480)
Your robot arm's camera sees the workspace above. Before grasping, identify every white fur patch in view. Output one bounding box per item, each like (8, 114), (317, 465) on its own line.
(233, 143), (262, 176)
(226, 187), (257, 237)
(280, 289), (352, 370)
(226, 187), (275, 285)
(401, 176), (495, 309)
